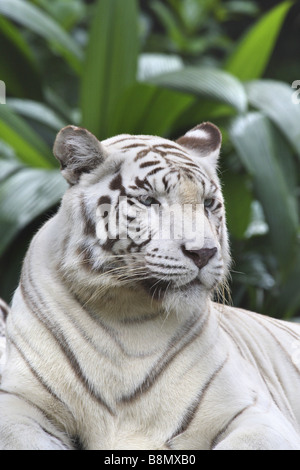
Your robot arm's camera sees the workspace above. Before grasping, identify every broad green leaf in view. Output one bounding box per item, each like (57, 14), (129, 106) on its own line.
(225, 1), (293, 80)
(277, 247), (300, 318)
(138, 53), (184, 81)
(230, 112), (298, 265)
(233, 252), (275, 291)
(44, 88), (79, 124)
(246, 80), (300, 157)
(0, 160), (21, 182)
(80, 0), (139, 139)
(222, 172), (253, 239)
(225, 1), (260, 17)
(0, 106), (53, 167)
(0, 0), (83, 74)
(7, 99), (67, 132)
(245, 201), (269, 239)
(0, 16), (42, 99)
(149, 67), (247, 113)
(33, 0), (86, 31)
(0, 166), (66, 254)
(107, 83), (194, 137)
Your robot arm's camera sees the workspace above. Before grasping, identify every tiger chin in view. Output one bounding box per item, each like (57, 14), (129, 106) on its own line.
(0, 123), (300, 450)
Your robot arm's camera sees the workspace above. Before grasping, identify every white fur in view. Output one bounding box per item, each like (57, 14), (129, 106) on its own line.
(185, 129), (210, 140)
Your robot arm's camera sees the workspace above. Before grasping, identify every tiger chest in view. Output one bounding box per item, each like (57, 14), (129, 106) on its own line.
(74, 332), (213, 450)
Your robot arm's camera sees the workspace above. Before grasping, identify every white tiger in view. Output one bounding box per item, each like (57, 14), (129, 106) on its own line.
(0, 123), (300, 450)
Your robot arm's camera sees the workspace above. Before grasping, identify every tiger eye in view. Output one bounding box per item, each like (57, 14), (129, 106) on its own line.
(204, 198), (215, 209)
(140, 196), (159, 207)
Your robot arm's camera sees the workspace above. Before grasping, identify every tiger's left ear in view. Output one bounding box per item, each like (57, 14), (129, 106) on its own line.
(176, 122), (222, 167)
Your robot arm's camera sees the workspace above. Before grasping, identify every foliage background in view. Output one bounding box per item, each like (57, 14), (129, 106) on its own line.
(0, 0), (299, 318)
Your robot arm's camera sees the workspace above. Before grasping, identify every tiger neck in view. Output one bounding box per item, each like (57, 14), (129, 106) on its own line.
(70, 283), (217, 360)
(70, 281), (212, 327)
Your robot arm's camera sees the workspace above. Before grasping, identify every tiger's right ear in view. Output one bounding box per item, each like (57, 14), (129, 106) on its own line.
(53, 125), (106, 185)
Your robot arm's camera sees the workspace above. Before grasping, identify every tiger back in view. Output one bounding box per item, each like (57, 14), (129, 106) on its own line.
(0, 123), (299, 450)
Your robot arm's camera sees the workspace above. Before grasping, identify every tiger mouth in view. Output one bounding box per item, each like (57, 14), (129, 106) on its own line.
(139, 277), (201, 299)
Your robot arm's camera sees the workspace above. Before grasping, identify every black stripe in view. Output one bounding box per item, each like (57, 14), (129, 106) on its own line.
(211, 202), (222, 212)
(21, 254), (115, 415)
(8, 331), (63, 403)
(120, 312), (161, 325)
(98, 195), (112, 207)
(162, 175), (169, 191)
(139, 160), (160, 169)
(0, 299), (10, 320)
(240, 310), (300, 376)
(120, 313), (209, 403)
(167, 354), (229, 443)
(73, 295), (159, 359)
(80, 193), (96, 237)
(266, 316), (300, 342)
(134, 148), (152, 161)
(0, 387), (68, 422)
(210, 396), (258, 449)
(135, 176), (153, 190)
(122, 143), (148, 149)
(146, 167), (165, 177)
(147, 261), (186, 270)
(147, 270), (188, 277)
(109, 173), (124, 192)
(0, 384), (74, 444)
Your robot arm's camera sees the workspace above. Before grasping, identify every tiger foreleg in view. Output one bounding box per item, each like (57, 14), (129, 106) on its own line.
(0, 393), (72, 450)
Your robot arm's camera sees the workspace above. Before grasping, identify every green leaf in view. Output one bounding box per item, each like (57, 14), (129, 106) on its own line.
(0, 16), (43, 100)
(233, 252), (276, 291)
(222, 172), (253, 239)
(149, 67), (248, 113)
(245, 80), (300, 158)
(0, 0), (83, 74)
(276, 247), (300, 317)
(80, 0), (139, 139)
(6, 99), (67, 132)
(0, 160), (21, 182)
(0, 166), (66, 254)
(107, 83), (194, 137)
(138, 53), (184, 81)
(225, 1), (260, 17)
(225, 1), (293, 80)
(33, 0), (86, 31)
(229, 112), (298, 265)
(0, 106), (53, 167)
(150, 1), (183, 45)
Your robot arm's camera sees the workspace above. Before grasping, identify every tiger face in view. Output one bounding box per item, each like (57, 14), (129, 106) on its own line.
(54, 123), (230, 306)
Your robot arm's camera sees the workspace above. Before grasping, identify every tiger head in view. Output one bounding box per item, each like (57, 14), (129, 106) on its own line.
(53, 123), (231, 312)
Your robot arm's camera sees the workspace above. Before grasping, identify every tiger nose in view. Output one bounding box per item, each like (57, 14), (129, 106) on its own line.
(182, 246), (217, 269)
